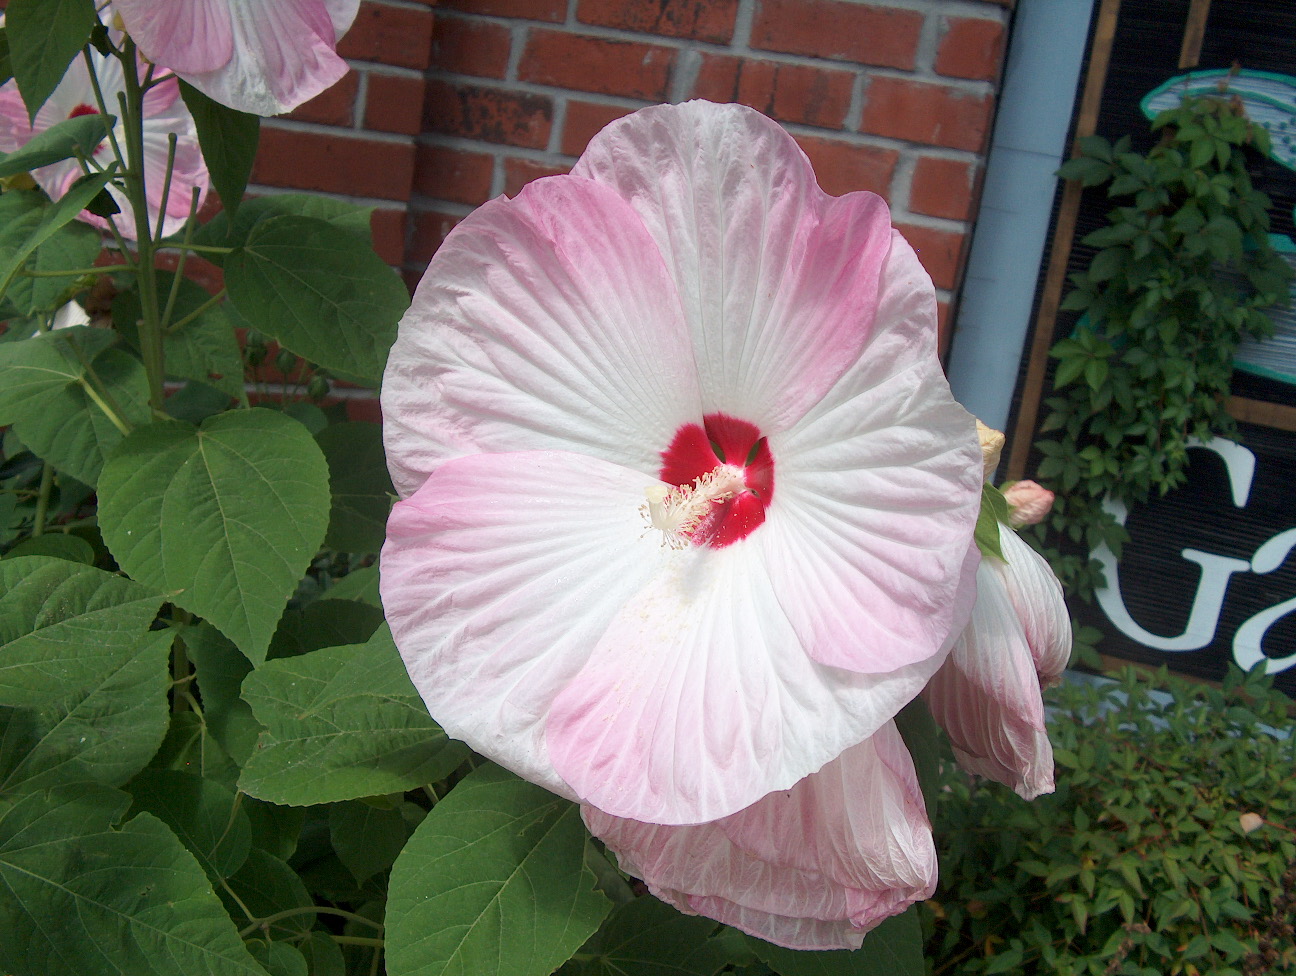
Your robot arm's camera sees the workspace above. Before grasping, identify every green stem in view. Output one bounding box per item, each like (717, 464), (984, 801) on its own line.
(77, 376), (132, 435)
(160, 188), (204, 331)
(31, 463), (54, 537)
(117, 41), (166, 412)
(20, 264), (132, 277)
(153, 133), (179, 242)
(162, 242), (236, 256)
(238, 907), (384, 939)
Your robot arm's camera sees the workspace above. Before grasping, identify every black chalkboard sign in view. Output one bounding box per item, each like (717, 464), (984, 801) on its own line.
(1029, 0), (1296, 695)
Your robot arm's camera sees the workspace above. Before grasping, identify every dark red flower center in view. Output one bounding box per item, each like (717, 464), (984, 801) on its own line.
(68, 104), (99, 118)
(658, 413), (774, 548)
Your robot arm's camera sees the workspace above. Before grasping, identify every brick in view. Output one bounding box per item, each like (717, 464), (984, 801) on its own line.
(691, 56), (853, 130)
(346, 397), (384, 423)
(751, 0), (922, 70)
(578, 0), (739, 43)
(338, 2), (435, 70)
(370, 207), (407, 266)
(431, 16), (512, 78)
(414, 144), (494, 204)
(425, 80), (552, 149)
(895, 223), (966, 291)
(288, 70), (358, 126)
(504, 157), (573, 195)
(365, 73), (426, 135)
(408, 208), (465, 265)
(861, 77), (993, 152)
(439, 0), (565, 21)
(795, 136), (897, 198)
(936, 17), (1007, 82)
(909, 156), (980, 221)
(253, 129), (415, 201)
(561, 101), (636, 156)
(519, 30), (675, 100)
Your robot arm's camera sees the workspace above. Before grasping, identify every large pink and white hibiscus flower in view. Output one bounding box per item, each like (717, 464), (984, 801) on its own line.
(381, 101), (986, 950)
(0, 48), (208, 240)
(112, 0), (360, 116)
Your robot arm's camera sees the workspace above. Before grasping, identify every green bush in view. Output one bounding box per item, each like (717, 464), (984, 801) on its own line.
(925, 667), (1295, 976)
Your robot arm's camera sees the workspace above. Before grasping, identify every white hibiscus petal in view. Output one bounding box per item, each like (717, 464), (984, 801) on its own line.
(384, 176), (702, 498)
(380, 450), (668, 798)
(999, 528), (1072, 683)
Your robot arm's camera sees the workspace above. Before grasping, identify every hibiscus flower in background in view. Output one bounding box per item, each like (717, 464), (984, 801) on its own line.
(382, 100), (992, 949)
(112, 0), (360, 116)
(0, 48), (208, 239)
(923, 460), (1071, 801)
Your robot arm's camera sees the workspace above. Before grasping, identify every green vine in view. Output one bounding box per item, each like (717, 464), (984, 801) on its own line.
(1032, 89), (1293, 598)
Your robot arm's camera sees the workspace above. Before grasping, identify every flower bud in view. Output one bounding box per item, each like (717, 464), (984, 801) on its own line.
(976, 421), (1005, 480)
(1002, 480), (1055, 526)
(275, 348), (299, 375)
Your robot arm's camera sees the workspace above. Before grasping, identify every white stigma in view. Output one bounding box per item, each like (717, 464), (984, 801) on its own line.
(643, 465), (747, 548)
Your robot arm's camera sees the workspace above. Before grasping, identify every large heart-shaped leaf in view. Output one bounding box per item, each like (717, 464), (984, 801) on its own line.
(97, 408), (330, 663)
(224, 214), (408, 381)
(0, 556), (163, 707)
(386, 763), (612, 976)
(0, 787), (267, 976)
(238, 626), (467, 805)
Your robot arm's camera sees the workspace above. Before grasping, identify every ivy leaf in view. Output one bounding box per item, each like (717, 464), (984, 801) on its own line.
(386, 763), (613, 976)
(0, 556), (163, 707)
(224, 214), (408, 381)
(97, 409), (331, 663)
(0, 787), (268, 976)
(179, 81), (259, 221)
(747, 908), (924, 976)
(974, 483), (1009, 562)
(316, 422), (394, 553)
(238, 626), (468, 805)
(5, 0), (95, 122)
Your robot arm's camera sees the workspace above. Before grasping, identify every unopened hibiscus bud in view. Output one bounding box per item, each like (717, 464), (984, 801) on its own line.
(1003, 480), (1055, 526)
(1239, 812), (1264, 833)
(976, 421), (1004, 479)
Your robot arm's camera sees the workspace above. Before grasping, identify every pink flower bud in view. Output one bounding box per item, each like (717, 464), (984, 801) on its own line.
(1003, 480), (1054, 526)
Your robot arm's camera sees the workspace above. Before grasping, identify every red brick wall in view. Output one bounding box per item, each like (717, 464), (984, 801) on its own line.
(397, 0), (1013, 349)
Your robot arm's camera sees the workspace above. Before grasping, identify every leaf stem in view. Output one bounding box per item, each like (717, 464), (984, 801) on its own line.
(160, 187), (204, 331)
(76, 376), (132, 436)
(238, 907), (385, 939)
(20, 264), (132, 277)
(31, 463), (54, 537)
(166, 287), (226, 334)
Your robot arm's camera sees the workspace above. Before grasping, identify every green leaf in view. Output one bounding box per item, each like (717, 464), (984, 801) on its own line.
(0, 169), (115, 299)
(196, 193), (374, 260)
(0, 30), (11, 88)
(894, 697), (944, 813)
(324, 560), (382, 607)
(579, 896), (735, 976)
(248, 941), (308, 976)
(0, 787), (267, 976)
(225, 214), (408, 381)
(0, 627), (171, 793)
(221, 848), (316, 939)
(238, 626), (468, 805)
(386, 763), (612, 976)
(0, 329), (150, 484)
(3, 532), (95, 563)
(267, 598), (384, 660)
(0, 112), (113, 179)
(151, 709), (242, 789)
(185, 621), (262, 766)
(747, 908), (923, 976)
(127, 769), (252, 882)
(7, 220), (101, 317)
(179, 80), (259, 221)
(329, 799), (416, 884)
(298, 932), (346, 976)
(5, 0), (95, 122)
(316, 422), (393, 552)
(0, 556), (163, 707)
(974, 483), (1008, 561)
(97, 409), (331, 663)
